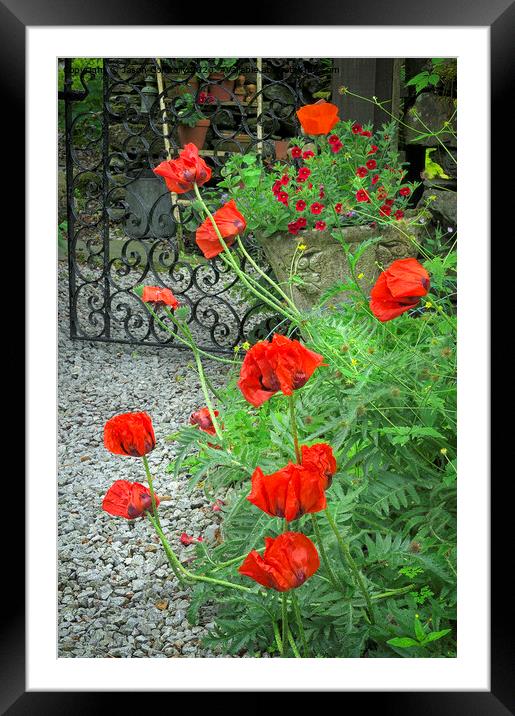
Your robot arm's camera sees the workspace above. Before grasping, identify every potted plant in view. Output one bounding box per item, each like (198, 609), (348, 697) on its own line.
(198, 58), (239, 102)
(217, 102), (428, 311)
(175, 91), (212, 149)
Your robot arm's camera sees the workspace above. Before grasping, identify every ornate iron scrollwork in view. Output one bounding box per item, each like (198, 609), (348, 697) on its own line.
(64, 57), (331, 351)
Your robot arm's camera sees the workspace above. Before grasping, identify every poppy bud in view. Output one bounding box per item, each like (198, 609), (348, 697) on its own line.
(190, 407), (219, 436)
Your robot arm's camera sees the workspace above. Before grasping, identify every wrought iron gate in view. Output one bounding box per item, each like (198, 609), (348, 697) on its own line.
(62, 58), (332, 352)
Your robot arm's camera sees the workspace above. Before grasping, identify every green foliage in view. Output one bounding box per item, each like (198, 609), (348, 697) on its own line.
(166, 235), (457, 658)
(405, 58), (446, 94)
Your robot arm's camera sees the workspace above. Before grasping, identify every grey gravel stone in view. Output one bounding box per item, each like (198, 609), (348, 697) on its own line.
(58, 262), (231, 658)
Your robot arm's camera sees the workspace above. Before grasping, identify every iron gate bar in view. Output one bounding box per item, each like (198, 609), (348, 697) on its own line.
(64, 58), (335, 352)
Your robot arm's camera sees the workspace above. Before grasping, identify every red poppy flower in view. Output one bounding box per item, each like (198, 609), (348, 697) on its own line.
(291, 146), (302, 158)
(190, 407), (220, 436)
(277, 191), (289, 205)
(385, 199), (395, 207)
(356, 189), (370, 203)
(319, 187), (325, 199)
(272, 180), (283, 194)
(356, 166), (368, 178)
(394, 209), (404, 220)
(296, 101), (340, 136)
(238, 532), (320, 592)
(370, 258), (430, 322)
(303, 150), (315, 160)
(315, 220), (326, 231)
(141, 286), (179, 310)
(361, 130), (373, 137)
(280, 175), (290, 186)
(153, 143), (211, 193)
(295, 200), (306, 212)
(102, 480), (158, 519)
(368, 145), (378, 154)
(399, 187), (411, 196)
(379, 204), (392, 216)
(180, 532), (203, 546)
(288, 221), (300, 235)
(351, 123), (363, 134)
(371, 174), (379, 185)
(310, 202), (324, 215)
(301, 443), (337, 489)
(248, 462), (327, 521)
(335, 203), (343, 214)
(237, 333), (325, 407)
(297, 167), (311, 181)
(328, 134), (339, 144)
(297, 217), (307, 228)
(330, 140), (343, 153)
(195, 199), (246, 260)
(104, 412), (156, 457)
(366, 159), (377, 170)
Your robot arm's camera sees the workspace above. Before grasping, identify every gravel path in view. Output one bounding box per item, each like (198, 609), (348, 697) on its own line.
(58, 261), (239, 658)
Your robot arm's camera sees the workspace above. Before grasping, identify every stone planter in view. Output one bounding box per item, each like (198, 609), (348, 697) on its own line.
(255, 222), (424, 312)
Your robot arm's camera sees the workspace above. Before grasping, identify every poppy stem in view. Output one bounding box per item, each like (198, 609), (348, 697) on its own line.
(291, 592), (309, 657)
(281, 593), (289, 657)
(146, 512), (188, 587)
(176, 319), (224, 442)
(287, 394), (302, 464)
(310, 513), (344, 594)
(142, 302), (239, 365)
(193, 183), (298, 322)
(235, 235), (301, 318)
(141, 455), (161, 528)
(272, 620), (283, 656)
(147, 513), (254, 594)
(323, 508), (375, 624)
(287, 628), (301, 658)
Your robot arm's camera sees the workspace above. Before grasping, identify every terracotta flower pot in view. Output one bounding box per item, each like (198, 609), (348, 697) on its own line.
(177, 119), (210, 150)
(207, 73), (235, 102)
(274, 139), (290, 161)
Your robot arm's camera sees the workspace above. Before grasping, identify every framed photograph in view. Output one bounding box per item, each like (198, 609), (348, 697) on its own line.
(8, 0), (505, 710)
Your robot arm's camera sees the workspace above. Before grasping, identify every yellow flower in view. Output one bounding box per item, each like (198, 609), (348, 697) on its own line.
(233, 345), (241, 353)
(351, 358), (358, 366)
(440, 447), (448, 455)
(298, 244), (307, 251)
(357, 273), (364, 280)
(425, 301), (433, 309)
(242, 341), (251, 351)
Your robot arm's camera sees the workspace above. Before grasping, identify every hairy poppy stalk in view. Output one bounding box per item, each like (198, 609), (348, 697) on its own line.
(192, 183), (300, 324)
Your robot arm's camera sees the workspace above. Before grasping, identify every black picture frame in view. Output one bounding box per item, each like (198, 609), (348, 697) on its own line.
(10, 1), (504, 712)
